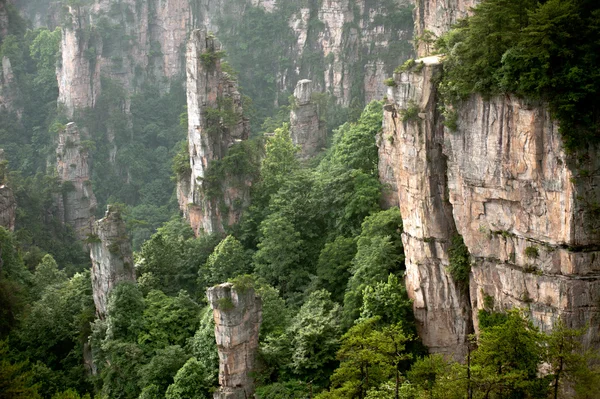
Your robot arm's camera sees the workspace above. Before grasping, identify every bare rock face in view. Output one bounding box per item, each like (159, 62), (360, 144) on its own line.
(177, 30), (250, 235)
(56, 122), (97, 241)
(207, 283), (262, 399)
(57, 6), (101, 118)
(379, 59), (472, 359)
(414, 0), (480, 57)
(0, 149), (16, 231)
(290, 79), (326, 159)
(89, 206), (135, 318)
(447, 95), (600, 347)
(379, 54), (600, 357)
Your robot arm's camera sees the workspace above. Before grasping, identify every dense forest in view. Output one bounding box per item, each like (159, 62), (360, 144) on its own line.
(1, 0), (600, 398)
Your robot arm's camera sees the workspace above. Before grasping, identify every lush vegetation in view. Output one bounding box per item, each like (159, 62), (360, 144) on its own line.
(435, 0), (600, 151)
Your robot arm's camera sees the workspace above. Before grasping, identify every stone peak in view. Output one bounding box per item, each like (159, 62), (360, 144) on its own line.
(294, 79), (313, 105)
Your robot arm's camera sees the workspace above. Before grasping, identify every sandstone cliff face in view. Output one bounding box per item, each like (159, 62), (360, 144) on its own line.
(89, 206), (135, 318)
(207, 283), (262, 399)
(0, 56), (23, 118)
(177, 30), (250, 235)
(57, 6), (102, 118)
(55, 122), (97, 241)
(414, 0), (479, 56)
(380, 55), (600, 356)
(379, 59), (472, 359)
(290, 79), (325, 159)
(0, 149), (16, 232)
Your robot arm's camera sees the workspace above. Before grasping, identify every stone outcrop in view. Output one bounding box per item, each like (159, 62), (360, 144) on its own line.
(0, 149), (16, 232)
(55, 122), (97, 241)
(207, 283), (262, 399)
(290, 79), (326, 159)
(379, 58), (472, 359)
(414, 0), (480, 57)
(379, 53), (600, 357)
(89, 206), (135, 318)
(57, 6), (101, 118)
(177, 30), (250, 235)
(46, 0), (413, 119)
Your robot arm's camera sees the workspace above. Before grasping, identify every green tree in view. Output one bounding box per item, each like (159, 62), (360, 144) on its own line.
(165, 357), (213, 399)
(316, 236), (356, 303)
(0, 340), (41, 399)
(202, 235), (251, 287)
(254, 213), (308, 297)
(138, 290), (200, 350)
(138, 345), (190, 397)
(287, 290), (341, 384)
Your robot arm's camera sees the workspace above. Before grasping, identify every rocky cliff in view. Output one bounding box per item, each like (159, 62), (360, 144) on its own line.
(0, 149), (16, 232)
(177, 30), (250, 235)
(89, 206), (135, 318)
(46, 0), (413, 119)
(55, 122), (97, 241)
(414, 0), (479, 57)
(379, 52), (600, 357)
(207, 282), (262, 399)
(290, 79), (325, 159)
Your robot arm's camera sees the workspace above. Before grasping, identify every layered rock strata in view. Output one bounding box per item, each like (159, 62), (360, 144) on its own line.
(0, 149), (16, 231)
(207, 283), (262, 399)
(290, 79), (326, 159)
(379, 55), (600, 357)
(177, 30), (250, 235)
(55, 122), (97, 241)
(89, 206), (135, 318)
(414, 0), (480, 57)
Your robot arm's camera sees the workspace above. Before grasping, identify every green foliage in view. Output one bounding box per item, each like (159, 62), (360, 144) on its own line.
(360, 274), (413, 328)
(316, 236), (356, 303)
(317, 317), (412, 399)
(0, 340), (42, 399)
(199, 48), (226, 69)
(138, 346), (190, 397)
(287, 290), (341, 384)
(400, 101), (420, 123)
(524, 245), (539, 259)
(106, 282), (145, 342)
(447, 234), (470, 284)
(201, 235), (251, 288)
(256, 380), (310, 399)
(383, 78), (397, 87)
(165, 357), (212, 399)
(138, 290), (200, 350)
(187, 306), (219, 386)
(436, 0), (600, 151)
(254, 212), (307, 297)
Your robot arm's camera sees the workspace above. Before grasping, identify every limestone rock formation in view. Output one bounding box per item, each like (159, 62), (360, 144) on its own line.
(89, 206), (135, 318)
(207, 283), (262, 399)
(0, 149), (16, 232)
(177, 30), (250, 235)
(57, 6), (101, 118)
(379, 58), (472, 359)
(414, 0), (480, 57)
(379, 54), (600, 357)
(290, 79), (326, 159)
(55, 122), (97, 241)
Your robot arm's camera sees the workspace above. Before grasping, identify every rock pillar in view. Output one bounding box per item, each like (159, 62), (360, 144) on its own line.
(89, 206), (135, 318)
(290, 79), (326, 159)
(207, 283), (262, 399)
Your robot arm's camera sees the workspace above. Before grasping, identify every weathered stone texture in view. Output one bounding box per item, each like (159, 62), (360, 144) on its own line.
(207, 283), (262, 399)
(56, 122), (97, 241)
(89, 206), (135, 318)
(57, 6), (102, 118)
(380, 59), (471, 359)
(290, 79), (326, 159)
(414, 0), (480, 57)
(0, 149), (16, 232)
(177, 30), (251, 236)
(380, 54), (600, 356)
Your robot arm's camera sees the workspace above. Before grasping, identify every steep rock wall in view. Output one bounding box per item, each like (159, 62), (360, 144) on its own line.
(414, 0), (479, 56)
(379, 59), (472, 359)
(89, 206), (135, 318)
(380, 56), (600, 357)
(178, 30), (250, 235)
(290, 79), (325, 159)
(0, 149), (16, 232)
(55, 122), (97, 241)
(207, 282), (262, 399)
